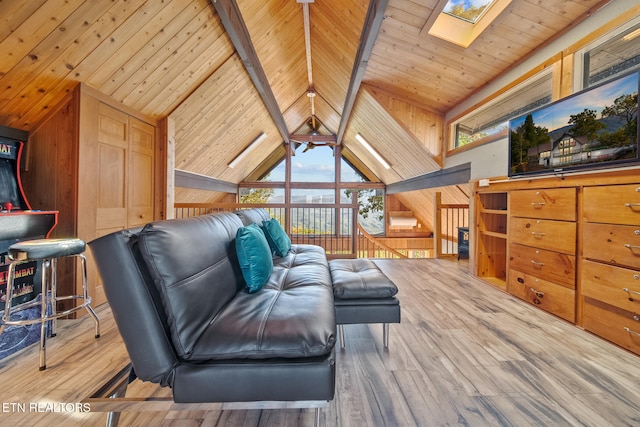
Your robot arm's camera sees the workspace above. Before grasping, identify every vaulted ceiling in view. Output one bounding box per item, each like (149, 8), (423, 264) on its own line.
(1, 0), (613, 204)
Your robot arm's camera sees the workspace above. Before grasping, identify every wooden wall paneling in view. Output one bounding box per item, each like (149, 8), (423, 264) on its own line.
(237, 0), (308, 113)
(0, 0), (114, 115)
(0, 0), (86, 75)
(100, 0), (206, 98)
(0, 1), (47, 42)
(311, 0), (367, 115)
(126, 6), (229, 115)
(366, 85), (444, 160)
(283, 94), (311, 135)
(86, 0), (190, 92)
(312, 95), (341, 135)
(345, 87), (440, 183)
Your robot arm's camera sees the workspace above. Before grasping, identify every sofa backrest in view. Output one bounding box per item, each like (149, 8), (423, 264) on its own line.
(235, 208), (271, 226)
(89, 212), (245, 383)
(136, 213), (245, 358)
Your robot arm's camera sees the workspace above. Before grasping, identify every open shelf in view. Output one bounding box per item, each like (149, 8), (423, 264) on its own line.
(475, 190), (509, 290)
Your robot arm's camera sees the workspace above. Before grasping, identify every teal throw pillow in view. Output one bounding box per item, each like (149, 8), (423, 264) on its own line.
(262, 218), (291, 257)
(235, 224), (273, 293)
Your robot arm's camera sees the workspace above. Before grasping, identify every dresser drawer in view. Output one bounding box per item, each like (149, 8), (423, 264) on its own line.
(582, 298), (640, 356)
(510, 188), (576, 221)
(508, 269), (575, 322)
(581, 259), (640, 313)
(584, 184), (640, 225)
(583, 223), (640, 269)
(509, 217), (576, 254)
(509, 243), (575, 288)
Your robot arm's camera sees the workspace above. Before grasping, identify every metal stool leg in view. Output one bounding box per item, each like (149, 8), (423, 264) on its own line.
(338, 324), (345, 349)
(39, 259), (50, 370)
(49, 258), (58, 338)
(80, 255), (100, 338)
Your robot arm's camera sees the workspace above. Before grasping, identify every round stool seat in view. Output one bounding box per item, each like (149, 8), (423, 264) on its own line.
(8, 238), (86, 262)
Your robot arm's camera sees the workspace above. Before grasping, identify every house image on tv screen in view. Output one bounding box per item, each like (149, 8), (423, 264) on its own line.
(509, 70), (639, 176)
(529, 131), (636, 168)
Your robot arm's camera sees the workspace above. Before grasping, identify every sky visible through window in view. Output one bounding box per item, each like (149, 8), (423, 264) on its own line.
(265, 145), (365, 183)
(443, 0), (494, 23)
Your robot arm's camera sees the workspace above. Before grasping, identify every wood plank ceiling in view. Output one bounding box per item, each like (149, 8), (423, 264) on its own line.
(0, 0), (614, 204)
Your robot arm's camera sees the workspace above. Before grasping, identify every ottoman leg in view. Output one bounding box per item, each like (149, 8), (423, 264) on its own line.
(338, 325), (345, 349)
(383, 323), (389, 349)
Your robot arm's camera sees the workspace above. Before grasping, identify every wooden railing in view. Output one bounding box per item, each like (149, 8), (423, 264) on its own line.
(434, 193), (470, 257)
(174, 196), (467, 259)
(174, 203), (412, 258)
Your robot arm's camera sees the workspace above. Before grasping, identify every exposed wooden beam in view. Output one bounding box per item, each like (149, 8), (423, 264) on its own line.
(175, 169), (237, 194)
(289, 134), (337, 143)
(335, 0), (389, 144)
(386, 163), (471, 194)
(211, 0), (290, 144)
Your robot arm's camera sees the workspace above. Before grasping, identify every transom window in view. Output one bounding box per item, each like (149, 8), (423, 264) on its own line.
(451, 69), (553, 149)
(582, 19), (640, 88)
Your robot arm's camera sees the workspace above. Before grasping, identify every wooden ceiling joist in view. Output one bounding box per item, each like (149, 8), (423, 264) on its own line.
(335, 0), (389, 145)
(211, 0), (290, 144)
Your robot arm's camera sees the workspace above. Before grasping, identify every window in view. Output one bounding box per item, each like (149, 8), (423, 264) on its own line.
(452, 70), (553, 149)
(428, 0), (511, 48)
(582, 19), (640, 88)
(290, 145), (335, 182)
(239, 187), (284, 204)
(443, 0), (495, 24)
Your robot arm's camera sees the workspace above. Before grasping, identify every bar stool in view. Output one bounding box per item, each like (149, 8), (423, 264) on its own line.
(0, 238), (100, 370)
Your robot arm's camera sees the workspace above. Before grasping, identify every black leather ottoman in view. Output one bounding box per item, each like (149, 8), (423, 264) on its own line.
(329, 259), (401, 349)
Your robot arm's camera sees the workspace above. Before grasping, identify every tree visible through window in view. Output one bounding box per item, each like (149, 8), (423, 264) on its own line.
(444, 0), (494, 24)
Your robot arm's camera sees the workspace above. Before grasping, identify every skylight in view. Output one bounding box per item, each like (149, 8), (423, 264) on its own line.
(428, 0), (511, 48)
(443, 0), (495, 24)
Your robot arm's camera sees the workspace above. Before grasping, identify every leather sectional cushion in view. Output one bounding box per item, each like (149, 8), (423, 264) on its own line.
(330, 258), (398, 300)
(189, 251), (335, 360)
(137, 213), (245, 358)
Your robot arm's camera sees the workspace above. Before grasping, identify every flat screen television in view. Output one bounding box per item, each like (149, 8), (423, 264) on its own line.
(508, 70), (639, 178)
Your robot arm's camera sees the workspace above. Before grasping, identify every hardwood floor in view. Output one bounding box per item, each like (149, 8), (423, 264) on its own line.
(0, 258), (639, 426)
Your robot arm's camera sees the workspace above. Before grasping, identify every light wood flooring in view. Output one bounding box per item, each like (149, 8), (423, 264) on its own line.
(0, 258), (639, 426)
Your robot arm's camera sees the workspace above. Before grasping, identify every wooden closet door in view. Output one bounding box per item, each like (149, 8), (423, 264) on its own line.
(127, 118), (155, 228)
(95, 103), (128, 232)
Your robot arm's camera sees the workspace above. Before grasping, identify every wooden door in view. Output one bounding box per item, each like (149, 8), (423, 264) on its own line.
(127, 118), (155, 228)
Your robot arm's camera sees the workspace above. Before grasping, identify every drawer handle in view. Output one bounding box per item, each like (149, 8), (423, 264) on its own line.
(624, 327), (640, 338)
(530, 288), (544, 298)
(623, 288), (640, 301)
(530, 287), (544, 305)
(624, 244), (640, 251)
(531, 202), (546, 208)
(531, 232), (546, 238)
(530, 260), (545, 267)
(624, 203), (640, 208)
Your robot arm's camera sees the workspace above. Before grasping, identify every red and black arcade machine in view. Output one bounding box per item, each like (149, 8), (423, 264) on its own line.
(0, 125), (58, 310)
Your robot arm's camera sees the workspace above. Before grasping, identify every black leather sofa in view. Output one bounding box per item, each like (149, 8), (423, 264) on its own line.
(236, 209), (401, 350)
(88, 211), (336, 425)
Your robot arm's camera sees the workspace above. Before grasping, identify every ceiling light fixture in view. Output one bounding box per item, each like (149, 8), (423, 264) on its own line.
(228, 132), (267, 168)
(355, 133), (390, 169)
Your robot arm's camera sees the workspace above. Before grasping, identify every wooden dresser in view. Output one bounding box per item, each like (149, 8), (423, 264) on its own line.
(507, 188), (577, 322)
(473, 169), (640, 356)
(581, 183), (640, 355)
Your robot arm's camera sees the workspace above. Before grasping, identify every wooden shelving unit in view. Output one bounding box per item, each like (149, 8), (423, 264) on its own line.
(475, 191), (508, 289)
